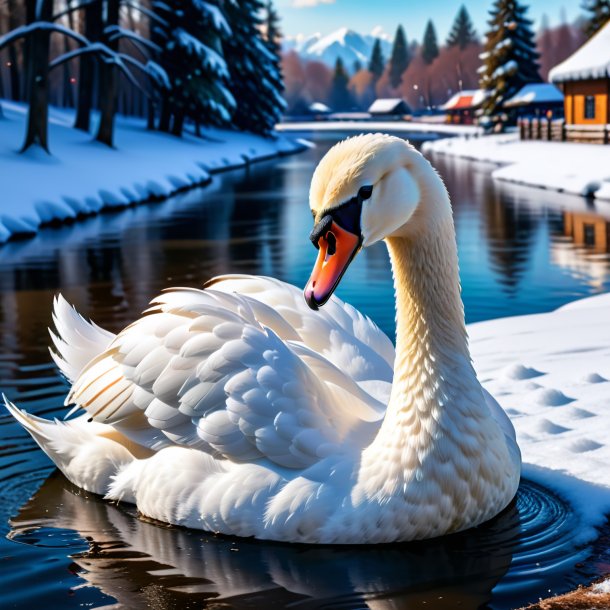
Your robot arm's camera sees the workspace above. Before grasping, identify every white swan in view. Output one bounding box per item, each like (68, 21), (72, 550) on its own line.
(5, 133), (520, 544)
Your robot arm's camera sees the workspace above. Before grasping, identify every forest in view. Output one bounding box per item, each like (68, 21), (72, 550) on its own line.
(0, 0), (285, 152)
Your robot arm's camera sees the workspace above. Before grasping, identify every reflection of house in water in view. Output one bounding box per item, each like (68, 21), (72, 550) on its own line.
(552, 210), (610, 288)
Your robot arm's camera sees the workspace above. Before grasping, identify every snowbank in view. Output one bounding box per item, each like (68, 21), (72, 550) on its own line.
(423, 133), (610, 200)
(277, 120), (482, 136)
(469, 292), (610, 540)
(0, 101), (306, 243)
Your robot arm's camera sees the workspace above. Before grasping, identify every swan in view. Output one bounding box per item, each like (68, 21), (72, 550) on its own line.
(5, 133), (520, 544)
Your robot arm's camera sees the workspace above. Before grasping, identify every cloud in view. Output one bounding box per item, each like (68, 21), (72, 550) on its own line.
(292, 0), (335, 7)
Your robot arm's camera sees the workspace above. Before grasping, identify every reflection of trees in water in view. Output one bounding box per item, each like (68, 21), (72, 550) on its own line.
(482, 187), (538, 293)
(9, 471), (516, 610)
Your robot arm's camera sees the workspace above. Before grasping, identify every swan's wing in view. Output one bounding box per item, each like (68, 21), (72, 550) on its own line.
(65, 277), (393, 469)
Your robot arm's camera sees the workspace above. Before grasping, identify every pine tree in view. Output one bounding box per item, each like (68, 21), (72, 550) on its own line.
(479, 0), (541, 122)
(421, 20), (439, 64)
(582, 0), (610, 38)
(330, 57), (351, 110)
(368, 38), (385, 80)
(153, 0), (235, 136)
(263, 0), (282, 56)
(388, 25), (410, 89)
(223, 0), (286, 135)
(446, 5), (478, 49)
(353, 59), (363, 73)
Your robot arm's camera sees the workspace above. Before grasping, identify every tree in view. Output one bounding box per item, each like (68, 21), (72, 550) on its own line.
(388, 25), (409, 89)
(223, 0), (285, 135)
(154, 0), (235, 137)
(421, 20), (439, 65)
(479, 0), (541, 122)
(582, 0), (610, 38)
(368, 38), (385, 81)
(330, 57), (351, 110)
(446, 5), (478, 49)
(263, 0), (281, 56)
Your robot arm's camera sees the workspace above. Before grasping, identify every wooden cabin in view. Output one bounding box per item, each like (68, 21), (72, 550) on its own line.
(367, 98), (412, 121)
(440, 90), (486, 125)
(549, 21), (610, 144)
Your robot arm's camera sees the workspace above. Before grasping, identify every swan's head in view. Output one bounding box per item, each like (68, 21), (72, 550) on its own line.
(304, 133), (448, 309)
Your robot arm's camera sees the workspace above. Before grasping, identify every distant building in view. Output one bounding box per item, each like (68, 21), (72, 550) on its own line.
(504, 83), (564, 118)
(549, 21), (610, 144)
(440, 90), (486, 125)
(308, 102), (331, 116)
(367, 98), (412, 120)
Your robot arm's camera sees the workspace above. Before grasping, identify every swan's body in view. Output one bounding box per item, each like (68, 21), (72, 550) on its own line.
(6, 134), (520, 544)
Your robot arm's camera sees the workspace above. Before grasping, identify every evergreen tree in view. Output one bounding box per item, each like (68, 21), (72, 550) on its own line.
(368, 38), (385, 80)
(263, 0), (282, 56)
(479, 0), (541, 122)
(329, 57), (351, 110)
(421, 20), (439, 64)
(153, 0), (235, 136)
(446, 5), (478, 49)
(388, 25), (410, 89)
(353, 59), (363, 73)
(223, 0), (286, 135)
(582, 0), (610, 38)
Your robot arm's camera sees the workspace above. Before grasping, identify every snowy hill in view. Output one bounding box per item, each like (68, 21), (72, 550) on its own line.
(284, 28), (392, 71)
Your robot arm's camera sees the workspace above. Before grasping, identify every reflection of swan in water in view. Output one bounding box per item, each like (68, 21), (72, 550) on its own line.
(10, 472), (520, 609)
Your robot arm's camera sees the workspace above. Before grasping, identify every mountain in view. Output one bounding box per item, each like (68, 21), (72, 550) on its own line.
(283, 28), (393, 72)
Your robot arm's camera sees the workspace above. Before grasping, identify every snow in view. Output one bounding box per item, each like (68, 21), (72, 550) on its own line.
(423, 133), (610, 200)
(0, 101), (305, 243)
(175, 29), (228, 76)
(277, 121), (483, 136)
(367, 98), (410, 114)
(504, 83), (564, 107)
(591, 579), (610, 594)
(550, 21), (610, 83)
(469, 292), (610, 542)
(441, 89), (487, 111)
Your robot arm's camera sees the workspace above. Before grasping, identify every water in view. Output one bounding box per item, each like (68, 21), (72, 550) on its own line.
(2, 131), (610, 608)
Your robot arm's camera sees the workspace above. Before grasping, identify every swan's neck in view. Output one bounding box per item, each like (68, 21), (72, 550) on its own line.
(361, 216), (489, 469)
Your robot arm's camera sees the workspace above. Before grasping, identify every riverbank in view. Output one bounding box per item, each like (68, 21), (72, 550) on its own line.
(423, 132), (610, 201)
(277, 120), (482, 136)
(0, 101), (307, 243)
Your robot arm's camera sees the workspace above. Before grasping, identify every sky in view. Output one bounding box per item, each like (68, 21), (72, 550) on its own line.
(275, 0), (584, 42)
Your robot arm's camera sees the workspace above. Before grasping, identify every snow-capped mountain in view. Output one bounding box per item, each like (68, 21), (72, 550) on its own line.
(283, 28), (393, 71)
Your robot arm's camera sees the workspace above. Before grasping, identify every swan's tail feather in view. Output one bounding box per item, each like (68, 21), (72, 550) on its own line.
(49, 295), (115, 384)
(3, 396), (135, 497)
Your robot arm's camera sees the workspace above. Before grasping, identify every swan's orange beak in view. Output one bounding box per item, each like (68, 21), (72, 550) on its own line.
(304, 221), (361, 310)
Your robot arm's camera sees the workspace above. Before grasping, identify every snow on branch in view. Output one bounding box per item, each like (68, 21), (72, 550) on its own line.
(0, 21), (88, 53)
(145, 60), (171, 89)
(175, 29), (228, 77)
(191, 0), (231, 35)
(105, 25), (161, 54)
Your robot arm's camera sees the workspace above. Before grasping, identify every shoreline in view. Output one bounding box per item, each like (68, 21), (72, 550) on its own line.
(0, 101), (308, 244)
(423, 132), (610, 201)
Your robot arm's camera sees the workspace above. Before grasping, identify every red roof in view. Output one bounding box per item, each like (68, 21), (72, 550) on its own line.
(447, 95), (474, 110)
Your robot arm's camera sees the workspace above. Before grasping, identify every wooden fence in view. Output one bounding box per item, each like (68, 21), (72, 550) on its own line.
(519, 118), (610, 144)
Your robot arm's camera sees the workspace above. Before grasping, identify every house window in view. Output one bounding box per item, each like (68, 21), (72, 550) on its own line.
(584, 223), (595, 247)
(584, 96), (596, 119)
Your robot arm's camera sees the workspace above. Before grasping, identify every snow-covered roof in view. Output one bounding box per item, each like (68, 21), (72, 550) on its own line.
(368, 98), (411, 114)
(308, 102), (331, 113)
(441, 90), (487, 111)
(504, 83), (564, 107)
(549, 21), (610, 83)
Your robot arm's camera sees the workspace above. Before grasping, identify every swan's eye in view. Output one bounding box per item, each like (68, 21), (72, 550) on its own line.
(358, 185), (373, 201)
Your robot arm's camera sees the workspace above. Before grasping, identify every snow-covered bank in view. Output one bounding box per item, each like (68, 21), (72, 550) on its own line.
(423, 133), (610, 200)
(469, 293), (610, 541)
(277, 120), (482, 136)
(0, 102), (306, 243)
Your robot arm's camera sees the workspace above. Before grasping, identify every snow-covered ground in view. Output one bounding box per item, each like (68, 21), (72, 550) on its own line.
(470, 292), (610, 543)
(277, 120), (482, 136)
(423, 132), (610, 201)
(0, 101), (306, 243)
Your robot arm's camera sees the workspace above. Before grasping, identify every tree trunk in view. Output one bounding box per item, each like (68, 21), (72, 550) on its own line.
(171, 109), (184, 137)
(61, 0), (75, 107)
(6, 0), (21, 101)
(158, 94), (171, 133)
(94, 0), (120, 147)
(147, 99), (156, 130)
(21, 0), (53, 153)
(75, 0), (102, 132)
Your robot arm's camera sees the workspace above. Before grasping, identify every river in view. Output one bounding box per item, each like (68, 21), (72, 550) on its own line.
(2, 130), (610, 609)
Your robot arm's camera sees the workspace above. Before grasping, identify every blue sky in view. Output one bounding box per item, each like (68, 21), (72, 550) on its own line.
(275, 0), (584, 42)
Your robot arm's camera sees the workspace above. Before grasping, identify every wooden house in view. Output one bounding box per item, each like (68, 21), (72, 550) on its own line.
(440, 90), (486, 125)
(367, 98), (412, 120)
(549, 21), (610, 144)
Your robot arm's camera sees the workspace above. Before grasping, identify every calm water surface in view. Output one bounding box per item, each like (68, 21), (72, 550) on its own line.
(2, 131), (610, 609)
